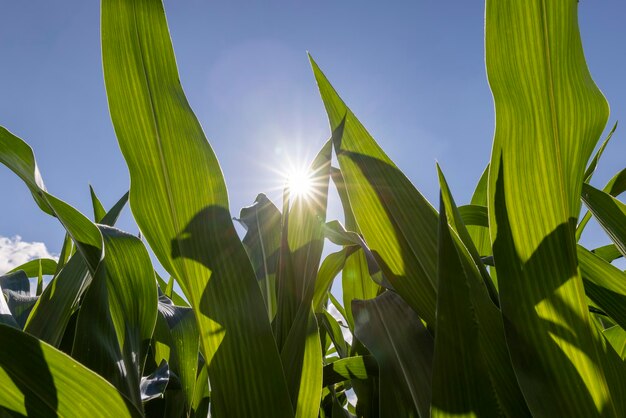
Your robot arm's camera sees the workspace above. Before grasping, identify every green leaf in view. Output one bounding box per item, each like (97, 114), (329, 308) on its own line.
(584, 121), (618, 183)
(578, 246), (626, 331)
(8, 258), (57, 278)
(72, 226), (158, 409)
(25, 192), (130, 346)
(0, 128), (103, 271)
(433, 187), (529, 417)
(275, 140), (332, 350)
(322, 356), (378, 387)
(237, 193), (282, 320)
(313, 249), (349, 313)
(582, 183), (626, 258)
(89, 185), (107, 223)
(153, 293), (199, 413)
(101, 0), (292, 415)
(0, 324), (140, 417)
(592, 244), (622, 263)
(310, 57), (438, 325)
(353, 291), (433, 418)
(577, 167), (626, 241)
(281, 307), (323, 418)
(437, 166), (498, 305)
(467, 165), (492, 258)
(332, 167), (381, 330)
(486, 1), (625, 414)
(604, 326), (626, 360)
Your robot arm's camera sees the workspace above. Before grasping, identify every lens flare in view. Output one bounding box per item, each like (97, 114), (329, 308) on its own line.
(286, 167), (314, 200)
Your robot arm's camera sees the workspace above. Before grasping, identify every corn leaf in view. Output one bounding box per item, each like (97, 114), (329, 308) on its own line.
(313, 249), (349, 313)
(275, 140), (332, 349)
(72, 226), (158, 409)
(332, 167), (381, 330)
(486, 1), (625, 413)
(310, 57), (438, 325)
(582, 183), (626, 258)
(592, 244), (622, 263)
(152, 292), (200, 413)
(237, 193), (282, 320)
(25, 192), (130, 346)
(578, 246), (626, 330)
(604, 327), (626, 360)
(0, 324), (140, 417)
(584, 121), (618, 183)
(101, 0), (292, 415)
(8, 258), (57, 278)
(433, 181), (529, 417)
(0, 128), (102, 271)
(322, 356), (378, 387)
(90, 185), (107, 223)
(577, 167), (626, 240)
(353, 291), (433, 418)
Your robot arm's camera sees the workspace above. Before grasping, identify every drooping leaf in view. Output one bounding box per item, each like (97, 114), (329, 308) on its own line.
(578, 246), (626, 331)
(101, 0), (292, 415)
(237, 193), (282, 320)
(152, 292), (199, 413)
(0, 285), (18, 328)
(582, 183), (626, 258)
(25, 192), (130, 346)
(140, 360), (170, 402)
(72, 226), (158, 409)
(311, 57), (438, 325)
(0, 128), (103, 271)
(577, 167), (626, 240)
(353, 291), (433, 418)
(0, 270), (30, 295)
(8, 258), (57, 278)
(322, 356), (378, 387)
(0, 324), (140, 417)
(3, 290), (37, 329)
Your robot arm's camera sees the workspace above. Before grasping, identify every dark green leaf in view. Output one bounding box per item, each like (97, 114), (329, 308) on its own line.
(353, 291), (433, 418)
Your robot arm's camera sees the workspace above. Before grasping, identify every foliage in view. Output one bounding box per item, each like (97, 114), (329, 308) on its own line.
(1, 0), (625, 417)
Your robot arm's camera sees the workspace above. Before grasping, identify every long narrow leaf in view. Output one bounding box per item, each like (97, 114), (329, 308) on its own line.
(486, 1), (625, 414)
(101, 0), (292, 415)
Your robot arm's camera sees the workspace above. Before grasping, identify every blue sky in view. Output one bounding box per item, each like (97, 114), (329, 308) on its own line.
(0, 1), (624, 269)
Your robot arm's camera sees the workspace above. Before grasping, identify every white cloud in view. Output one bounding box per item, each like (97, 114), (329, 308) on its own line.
(0, 235), (55, 275)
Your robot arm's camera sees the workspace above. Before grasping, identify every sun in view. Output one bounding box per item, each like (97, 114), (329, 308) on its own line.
(286, 167), (314, 200)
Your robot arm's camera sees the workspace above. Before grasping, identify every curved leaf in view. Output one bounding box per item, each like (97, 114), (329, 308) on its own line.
(486, 1), (625, 413)
(353, 291), (433, 418)
(8, 259), (57, 278)
(101, 0), (292, 415)
(0, 324), (140, 417)
(72, 226), (158, 409)
(311, 57), (438, 325)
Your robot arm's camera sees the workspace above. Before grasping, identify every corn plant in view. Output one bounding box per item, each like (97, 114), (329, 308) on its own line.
(1, 0), (625, 417)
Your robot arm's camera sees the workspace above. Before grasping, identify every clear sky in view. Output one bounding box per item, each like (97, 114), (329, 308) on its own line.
(0, 1), (624, 270)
